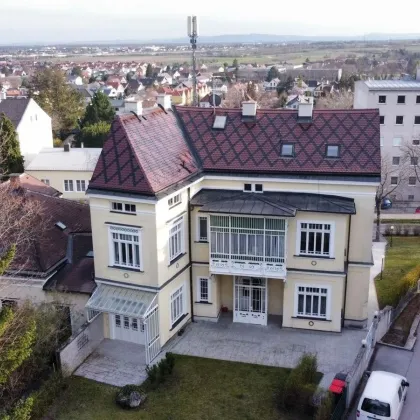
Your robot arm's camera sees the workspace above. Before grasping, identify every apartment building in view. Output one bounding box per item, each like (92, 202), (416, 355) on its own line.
(354, 68), (420, 202)
(84, 98), (380, 364)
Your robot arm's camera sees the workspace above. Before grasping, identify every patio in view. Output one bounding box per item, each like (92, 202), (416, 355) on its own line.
(74, 339), (147, 386)
(168, 313), (366, 388)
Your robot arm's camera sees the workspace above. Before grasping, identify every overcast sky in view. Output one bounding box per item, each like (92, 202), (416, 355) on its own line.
(1, 0), (419, 44)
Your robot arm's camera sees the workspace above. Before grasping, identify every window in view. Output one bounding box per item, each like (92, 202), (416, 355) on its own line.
(281, 143), (294, 157)
(123, 316), (130, 329)
(397, 95), (406, 104)
(411, 157), (418, 166)
(169, 217), (184, 262)
(168, 193), (181, 207)
(408, 195), (415, 201)
(396, 116), (404, 125)
(298, 222), (332, 257)
(413, 139), (420, 146)
(378, 95), (386, 104)
(170, 284), (185, 326)
(198, 216), (208, 241)
(361, 398), (390, 417)
(197, 277), (210, 302)
(213, 115), (227, 129)
(380, 116), (385, 125)
(109, 225), (141, 269)
(398, 386), (403, 401)
(255, 183), (263, 192)
(392, 156), (400, 166)
(41, 179), (50, 186)
(417, 95), (420, 104)
(380, 136), (384, 147)
(393, 137), (402, 147)
(76, 180), (87, 192)
(415, 116), (420, 125)
(115, 314), (121, 327)
(296, 286), (328, 319)
(391, 177), (398, 185)
(64, 180), (74, 192)
(244, 183), (252, 192)
(326, 145), (339, 158)
(409, 177), (416, 186)
(111, 202), (136, 213)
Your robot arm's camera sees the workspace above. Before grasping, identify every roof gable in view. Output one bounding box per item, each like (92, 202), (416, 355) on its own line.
(0, 98), (30, 127)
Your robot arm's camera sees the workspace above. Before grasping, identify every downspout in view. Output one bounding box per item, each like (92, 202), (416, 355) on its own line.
(342, 214), (352, 328)
(187, 187), (194, 323)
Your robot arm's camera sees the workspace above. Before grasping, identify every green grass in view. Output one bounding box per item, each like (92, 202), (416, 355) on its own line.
(379, 219), (420, 225)
(48, 355), (311, 420)
(375, 237), (420, 308)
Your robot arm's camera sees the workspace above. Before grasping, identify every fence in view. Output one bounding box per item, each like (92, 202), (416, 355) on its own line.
(57, 313), (104, 376)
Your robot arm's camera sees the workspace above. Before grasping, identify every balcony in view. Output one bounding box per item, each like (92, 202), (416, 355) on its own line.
(209, 215), (287, 279)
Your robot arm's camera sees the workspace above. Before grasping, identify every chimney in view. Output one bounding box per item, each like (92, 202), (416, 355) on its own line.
(416, 66), (420, 81)
(242, 101), (257, 117)
(0, 91), (5, 102)
(298, 97), (314, 121)
(64, 144), (70, 152)
(156, 94), (172, 110)
(124, 98), (142, 115)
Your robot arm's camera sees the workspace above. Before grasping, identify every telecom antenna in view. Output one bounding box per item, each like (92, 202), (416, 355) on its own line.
(187, 16), (199, 106)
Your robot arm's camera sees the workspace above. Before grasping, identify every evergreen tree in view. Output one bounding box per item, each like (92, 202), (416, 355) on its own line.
(146, 64), (153, 77)
(82, 91), (115, 127)
(266, 66), (280, 82)
(232, 58), (238, 68)
(76, 121), (111, 148)
(0, 113), (24, 176)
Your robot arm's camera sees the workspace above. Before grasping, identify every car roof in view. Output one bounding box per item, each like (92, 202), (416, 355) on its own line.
(363, 371), (406, 403)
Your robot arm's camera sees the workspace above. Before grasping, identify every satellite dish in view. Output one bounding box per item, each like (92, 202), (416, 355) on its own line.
(209, 94), (222, 106)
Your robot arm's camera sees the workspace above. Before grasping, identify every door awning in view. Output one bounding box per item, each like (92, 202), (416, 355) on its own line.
(86, 284), (157, 319)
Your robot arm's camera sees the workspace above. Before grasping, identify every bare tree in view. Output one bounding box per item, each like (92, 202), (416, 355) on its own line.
(401, 137), (420, 183)
(316, 90), (354, 109)
(375, 155), (408, 241)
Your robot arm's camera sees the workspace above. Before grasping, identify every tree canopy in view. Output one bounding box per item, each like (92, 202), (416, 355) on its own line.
(266, 66), (280, 82)
(232, 58), (239, 68)
(76, 121), (111, 148)
(0, 113), (24, 176)
(30, 68), (84, 134)
(82, 91), (115, 127)
(71, 66), (83, 77)
(145, 64), (153, 77)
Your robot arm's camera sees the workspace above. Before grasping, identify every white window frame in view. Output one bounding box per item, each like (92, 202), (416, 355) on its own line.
(392, 137), (402, 147)
(294, 284), (331, 320)
(169, 216), (185, 262)
(390, 177), (398, 185)
(41, 179), (50, 186)
(108, 225), (143, 270)
(408, 177), (416, 186)
(296, 221), (335, 258)
(64, 180), (74, 192)
(196, 277), (211, 302)
(197, 215), (208, 242)
(168, 193), (182, 208)
(170, 283), (185, 326)
(76, 180), (87, 192)
(111, 201), (137, 214)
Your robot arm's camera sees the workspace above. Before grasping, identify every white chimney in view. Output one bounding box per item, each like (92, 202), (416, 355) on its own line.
(242, 101), (257, 117)
(298, 97), (314, 119)
(156, 94), (172, 110)
(124, 98), (142, 115)
(416, 66), (420, 81)
(0, 91), (5, 102)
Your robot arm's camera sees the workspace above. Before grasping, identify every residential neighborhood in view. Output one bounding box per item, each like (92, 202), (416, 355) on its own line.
(1, 8), (420, 420)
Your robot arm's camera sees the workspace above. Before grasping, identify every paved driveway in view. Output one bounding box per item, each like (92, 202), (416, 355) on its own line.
(74, 339), (147, 386)
(169, 315), (365, 389)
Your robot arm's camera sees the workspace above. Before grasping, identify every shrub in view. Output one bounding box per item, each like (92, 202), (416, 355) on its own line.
(403, 226), (410, 236)
(413, 226), (420, 236)
(394, 225), (402, 236)
(384, 226), (391, 236)
(145, 354), (176, 389)
(53, 138), (63, 147)
(1, 397), (34, 420)
(146, 364), (158, 384)
(294, 353), (318, 384)
(157, 359), (169, 383)
(315, 391), (334, 420)
(399, 264), (420, 299)
(165, 352), (175, 374)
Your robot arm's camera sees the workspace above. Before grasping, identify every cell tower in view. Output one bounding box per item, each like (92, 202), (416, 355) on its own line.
(187, 16), (198, 106)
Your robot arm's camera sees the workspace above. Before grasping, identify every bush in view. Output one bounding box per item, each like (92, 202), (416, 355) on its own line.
(394, 225), (402, 236)
(53, 138), (63, 147)
(145, 354), (176, 389)
(294, 353), (318, 384)
(384, 226), (391, 236)
(166, 352), (175, 374)
(399, 264), (420, 299)
(403, 226), (410, 236)
(146, 364), (158, 384)
(413, 226), (420, 236)
(315, 391), (334, 420)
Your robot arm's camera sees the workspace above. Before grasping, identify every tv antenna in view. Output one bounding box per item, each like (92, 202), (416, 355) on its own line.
(187, 16), (199, 106)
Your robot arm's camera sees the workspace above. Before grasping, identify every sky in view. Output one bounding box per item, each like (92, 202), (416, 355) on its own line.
(0, 0), (419, 44)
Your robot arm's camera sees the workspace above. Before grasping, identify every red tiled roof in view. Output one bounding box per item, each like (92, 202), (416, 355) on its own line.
(2, 173), (61, 197)
(89, 109), (200, 195)
(176, 107), (381, 175)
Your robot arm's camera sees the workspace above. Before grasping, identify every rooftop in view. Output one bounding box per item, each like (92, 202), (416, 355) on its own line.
(26, 147), (102, 172)
(0, 98), (30, 127)
(364, 80), (420, 90)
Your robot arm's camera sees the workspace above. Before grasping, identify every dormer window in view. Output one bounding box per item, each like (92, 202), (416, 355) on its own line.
(281, 144), (294, 157)
(326, 145), (340, 158)
(212, 115), (227, 130)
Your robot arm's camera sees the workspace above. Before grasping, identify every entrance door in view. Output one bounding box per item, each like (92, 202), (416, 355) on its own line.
(234, 277), (267, 325)
(111, 314), (145, 345)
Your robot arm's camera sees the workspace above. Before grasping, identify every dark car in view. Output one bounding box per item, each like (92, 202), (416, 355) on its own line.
(381, 198), (392, 210)
(415, 207), (420, 214)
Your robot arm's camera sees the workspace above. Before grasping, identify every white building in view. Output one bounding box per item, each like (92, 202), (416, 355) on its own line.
(0, 98), (53, 162)
(354, 68), (420, 202)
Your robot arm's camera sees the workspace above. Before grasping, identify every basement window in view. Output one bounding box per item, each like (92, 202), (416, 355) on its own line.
(281, 144), (295, 157)
(212, 115), (227, 130)
(326, 145), (340, 158)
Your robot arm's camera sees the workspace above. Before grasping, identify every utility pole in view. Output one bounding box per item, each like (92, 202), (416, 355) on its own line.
(187, 16), (198, 106)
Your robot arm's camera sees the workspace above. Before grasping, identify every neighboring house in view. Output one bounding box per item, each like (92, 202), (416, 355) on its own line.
(84, 98), (380, 364)
(68, 75), (83, 85)
(26, 146), (102, 200)
(126, 79), (144, 95)
(0, 180), (95, 333)
(264, 78), (280, 91)
(106, 81), (125, 96)
(285, 95), (301, 109)
(0, 98), (53, 159)
(354, 68), (420, 202)
(3, 173), (61, 197)
(75, 87), (94, 106)
(100, 87), (118, 98)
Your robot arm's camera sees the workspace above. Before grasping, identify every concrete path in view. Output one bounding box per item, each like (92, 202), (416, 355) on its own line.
(74, 339), (147, 387)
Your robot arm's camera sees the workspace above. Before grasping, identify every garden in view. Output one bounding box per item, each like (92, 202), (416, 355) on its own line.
(45, 353), (334, 420)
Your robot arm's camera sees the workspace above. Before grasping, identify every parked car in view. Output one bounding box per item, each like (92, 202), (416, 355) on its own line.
(415, 207), (420, 214)
(381, 198), (392, 210)
(357, 371), (409, 419)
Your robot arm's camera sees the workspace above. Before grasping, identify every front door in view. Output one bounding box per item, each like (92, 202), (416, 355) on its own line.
(234, 277), (267, 325)
(111, 314), (145, 345)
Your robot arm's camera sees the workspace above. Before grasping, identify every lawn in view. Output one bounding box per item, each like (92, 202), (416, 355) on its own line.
(47, 355), (311, 420)
(375, 237), (420, 309)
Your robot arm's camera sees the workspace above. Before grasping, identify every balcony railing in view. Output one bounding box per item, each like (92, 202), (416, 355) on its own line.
(209, 215), (287, 279)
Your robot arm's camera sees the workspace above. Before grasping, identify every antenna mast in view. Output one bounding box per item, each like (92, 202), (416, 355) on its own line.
(187, 16), (199, 106)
